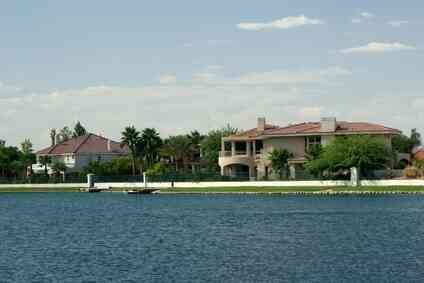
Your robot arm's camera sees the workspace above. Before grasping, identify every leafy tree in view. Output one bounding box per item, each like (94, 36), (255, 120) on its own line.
(121, 126), (142, 175)
(59, 126), (73, 142)
(145, 162), (171, 177)
(140, 128), (163, 170)
(201, 124), (239, 170)
(19, 139), (36, 177)
(0, 146), (20, 177)
(20, 139), (33, 155)
(187, 130), (205, 162)
(51, 160), (66, 177)
(305, 144), (323, 161)
(392, 135), (415, 153)
(82, 157), (133, 176)
(161, 135), (192, 171)
(73, 121), (87, 137)
(410, 128), (421, 148)
(306, 136), (391, 178)
(268, 149), (293, 179)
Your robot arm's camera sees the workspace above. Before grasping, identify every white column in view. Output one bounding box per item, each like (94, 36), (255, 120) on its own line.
(246, 141), (251, 157)
(87, 174), (95, 188)
(350, 167), (359, 187)
(231, 141), (236, 156)
(289, 165), (296, 180)
(252, 141), (256, 157)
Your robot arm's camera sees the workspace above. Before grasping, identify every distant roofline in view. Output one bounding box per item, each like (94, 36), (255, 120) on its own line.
(223, 120), (402, 141)
(35, 133), (126, 155)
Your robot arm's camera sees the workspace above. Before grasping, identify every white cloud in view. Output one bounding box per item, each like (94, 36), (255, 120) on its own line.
(0, 66), (352, 147)
(193, 72), (218, 83)
(231, 67), (350, 85)
(360, 12), (374, 18)
(388, 20), (409, 27)
(0, 79), (419, 150)
(237, 15), (323, 31)
(340, 42), (416, 54)
(351, 11), (375, 24)
(159, 74), (177, 84)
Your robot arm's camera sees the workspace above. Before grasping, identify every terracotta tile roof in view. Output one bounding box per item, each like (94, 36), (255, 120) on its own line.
(36, 133), (129, 155)
(228, 121), (401, 139)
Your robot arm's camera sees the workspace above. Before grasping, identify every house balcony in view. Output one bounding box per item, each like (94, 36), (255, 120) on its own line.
(218, 150), (265, 168)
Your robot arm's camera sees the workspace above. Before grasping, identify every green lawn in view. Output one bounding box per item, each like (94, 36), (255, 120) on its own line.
(0, 187), (81, 193)
(160, 186), (424, 194)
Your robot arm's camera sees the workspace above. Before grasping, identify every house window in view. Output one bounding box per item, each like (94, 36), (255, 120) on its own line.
(255, 140), (263, 154)
(306, 136), (322, 151)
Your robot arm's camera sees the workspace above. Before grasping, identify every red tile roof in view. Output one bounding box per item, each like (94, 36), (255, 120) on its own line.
(36, 133), (129, 155)
(228, 121), (401, 139)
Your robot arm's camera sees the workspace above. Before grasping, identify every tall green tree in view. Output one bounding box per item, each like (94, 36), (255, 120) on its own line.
(121, 126), (141, 175)
(59, 126), (73, 142)
(306, 136), (391, 178)
(20, 139), (35, 177)
(20, 139), (33, 155)
(268, 149), (293, 179)
(51, 160), (67, 180)
(201, 124), (239, 170)
(0, 146), (20, 177)
(187, 130), (205, 160)
(410, 128), (421, 148)
(161, 135), (192, 171)
(73, 121), (87, 137)
(140, 128), (163, 170)
(392, 135), (415, 153)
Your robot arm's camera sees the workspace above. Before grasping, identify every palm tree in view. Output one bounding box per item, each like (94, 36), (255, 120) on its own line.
(161, 135), (192, 171)
(121, 126), (141, 175)
(268, 149), (293, 179)
(140, 128), (163, 169)
(73, 121), (87, 137)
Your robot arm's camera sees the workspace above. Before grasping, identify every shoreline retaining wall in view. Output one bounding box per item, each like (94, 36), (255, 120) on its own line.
(2, 179), (424, 190)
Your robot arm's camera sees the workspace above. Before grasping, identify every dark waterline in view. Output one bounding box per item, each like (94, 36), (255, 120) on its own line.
(1, 193), (424, 283)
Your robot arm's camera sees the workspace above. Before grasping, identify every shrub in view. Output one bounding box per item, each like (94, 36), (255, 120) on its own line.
(404, 166), (420, 179)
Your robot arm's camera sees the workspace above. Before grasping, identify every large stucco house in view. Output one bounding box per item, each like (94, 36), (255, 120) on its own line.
(219, 117), (401, 180)
(32, 133), (129, 174)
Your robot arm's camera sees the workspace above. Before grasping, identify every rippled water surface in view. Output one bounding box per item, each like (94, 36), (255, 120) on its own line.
(1, 193), (424, 282)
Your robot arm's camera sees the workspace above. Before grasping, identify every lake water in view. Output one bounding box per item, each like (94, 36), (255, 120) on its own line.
(1, 193), (424, 282)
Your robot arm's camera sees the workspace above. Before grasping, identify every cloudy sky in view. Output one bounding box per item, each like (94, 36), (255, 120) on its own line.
(0, 0), (423, 148)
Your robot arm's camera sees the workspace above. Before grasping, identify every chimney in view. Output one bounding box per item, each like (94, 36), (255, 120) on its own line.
(55, 134), (61, 145)
(50, 128), (57, 146)
(107, 139), (111, 152)
(257, 117), (266, 132)
(320, 117), (337, 132)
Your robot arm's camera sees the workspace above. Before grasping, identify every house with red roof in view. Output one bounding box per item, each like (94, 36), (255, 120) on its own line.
(32, 133), (129, 174)
(219, 117), (401, 180)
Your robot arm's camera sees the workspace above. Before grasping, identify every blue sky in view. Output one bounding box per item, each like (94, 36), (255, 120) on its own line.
(0, 0), (423, 147)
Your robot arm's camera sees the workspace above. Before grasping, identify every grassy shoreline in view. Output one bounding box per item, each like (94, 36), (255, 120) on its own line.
(2, 186), (424, 194)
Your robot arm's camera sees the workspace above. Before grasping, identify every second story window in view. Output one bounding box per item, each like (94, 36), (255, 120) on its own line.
(306, 136), (321, 151)
(255, 140), (263, 154)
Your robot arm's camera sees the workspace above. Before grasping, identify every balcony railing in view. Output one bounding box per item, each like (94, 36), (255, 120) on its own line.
(220, 151), (232, 157)
(220, 150), (266, 158)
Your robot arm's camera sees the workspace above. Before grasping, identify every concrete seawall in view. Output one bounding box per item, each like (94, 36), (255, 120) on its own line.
(1, 179), (424, 190)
